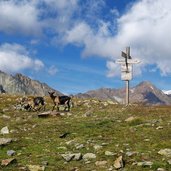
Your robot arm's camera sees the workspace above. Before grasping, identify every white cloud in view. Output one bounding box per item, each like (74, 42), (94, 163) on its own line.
(48, 65), (58, 75)
(0, 0), (43, 35)
(106, 61), (120, 77)
(1, 0), (171, 77)
(0, 43), (44, 73)
(63, 0), (171, 77)
(0, 0), (78, 35)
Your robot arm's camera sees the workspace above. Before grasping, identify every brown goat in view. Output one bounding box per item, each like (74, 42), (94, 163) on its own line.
(48, 92), (71, 111)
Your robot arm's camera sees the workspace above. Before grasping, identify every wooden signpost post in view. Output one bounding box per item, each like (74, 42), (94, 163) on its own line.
(116, 47), (140, 105)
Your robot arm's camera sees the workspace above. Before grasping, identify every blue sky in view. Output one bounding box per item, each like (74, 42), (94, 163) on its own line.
(0, 0), (171, 94)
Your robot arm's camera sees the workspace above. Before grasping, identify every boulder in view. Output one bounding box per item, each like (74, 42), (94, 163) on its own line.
(125, 116), (137, 122)
(105, 151), (116, 156)
(95, 160), (107, 167)
(7, 150), (16, 156)
(61, 153), (82, 162)
(137, 161), (153, 167)
(158, 149), (171, 158)
(1, 126), (9, 134)
(27, 165), (45, 171)
(113, 156), (124, 169)
(0, 138), (13, 146)
(1, 158), (16, 166)
(83, 153), (96, 160)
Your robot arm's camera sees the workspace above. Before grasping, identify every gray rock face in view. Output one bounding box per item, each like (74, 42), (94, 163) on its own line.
(0, 70), (62, 96)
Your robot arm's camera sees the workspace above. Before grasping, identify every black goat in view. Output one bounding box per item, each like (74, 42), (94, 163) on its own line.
(24, 96), (45, 111)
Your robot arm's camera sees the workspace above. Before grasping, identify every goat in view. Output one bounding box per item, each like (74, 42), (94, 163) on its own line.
(48, 91), (71, 111)
(24, 96), (46, 111)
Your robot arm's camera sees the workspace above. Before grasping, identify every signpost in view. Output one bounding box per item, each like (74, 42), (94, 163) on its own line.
(116, 47), (140, 105)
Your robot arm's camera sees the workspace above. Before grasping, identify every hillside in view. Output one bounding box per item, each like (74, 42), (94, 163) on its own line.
(0, 71), (62, 96)
(76, 81), (171, 105)
(0, 95), (171, 170)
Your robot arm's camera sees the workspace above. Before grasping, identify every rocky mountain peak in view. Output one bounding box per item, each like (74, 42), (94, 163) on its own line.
(135, 81), (155, 90)
(0, 71), (62, 96)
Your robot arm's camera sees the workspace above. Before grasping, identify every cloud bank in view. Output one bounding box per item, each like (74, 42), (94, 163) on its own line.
(0, 43), (44, 73)
(0, 0), (171, 77)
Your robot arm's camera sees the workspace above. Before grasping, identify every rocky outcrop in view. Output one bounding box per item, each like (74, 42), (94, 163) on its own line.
(0, 70), (62, 96)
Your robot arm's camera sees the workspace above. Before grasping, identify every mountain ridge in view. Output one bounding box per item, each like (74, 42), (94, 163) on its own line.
(1, 70), (171, 105)
(0, 70), (62, 96)
(75, 81), (171, 105)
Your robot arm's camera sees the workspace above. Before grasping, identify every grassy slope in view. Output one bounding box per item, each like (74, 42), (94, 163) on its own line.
(0, 95), (171, 171)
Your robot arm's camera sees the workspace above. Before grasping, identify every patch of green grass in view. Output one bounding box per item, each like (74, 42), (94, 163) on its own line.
(0, 95), (171, 170)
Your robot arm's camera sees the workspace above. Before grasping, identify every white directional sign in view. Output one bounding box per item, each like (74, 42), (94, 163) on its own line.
(116, 58), (140, 64)
(116, 58), (140, 81)
(121, 63), (133, 81)
(115, 47), (141, 105)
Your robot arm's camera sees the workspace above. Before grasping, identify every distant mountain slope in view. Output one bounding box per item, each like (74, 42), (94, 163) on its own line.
(0, 70), (62, 96)
(76, 81), (171, 105)
(129, 81), (171, 105)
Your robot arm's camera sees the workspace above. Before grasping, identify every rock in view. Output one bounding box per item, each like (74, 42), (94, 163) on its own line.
(41, 161), (48, 166)
(144, 139), (150, 142)
(156, 126), (163, 130)
(1, 158), (17, 166)
(66, 140), (75, 145)
(1, 115), (11, 119)
(137, 161), (153, 167)
(157, 168), (166, 171)
(67, 112), (72, 116)
(61, 153), (82, 162)
(168, 159), (171, 165)
(83, 110), (93, 117)
(0, 138), (13, 146)
(83, 153), (96, 160)
(126, 151), (137, 157)
(60, 113), (65, 116)
(1, 126), (9, 134)
(61, 154), (75, 162)
(75, 144), (84, 150)
(38, 111), (51, 118)
(158, 149), (171, 157)
(102, 143), (109, 146)
(93, 145), (103, 151)
(59, 132), (70, 138)
(73, 153), (82, 161)
(105, 151), (116, 156)
(107, 100), (116, 105)
(7, 150), (16, 156)
(125, 116), (137, 122)
(57, 146), (67, 150)
(27, 165), (45, 171)
(70, 167), (79, 171)
(108, 166), (114, 171)
(113, 156), (124, 169)
(95, 161), (107, 167)
(102, 102), (108, 106)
